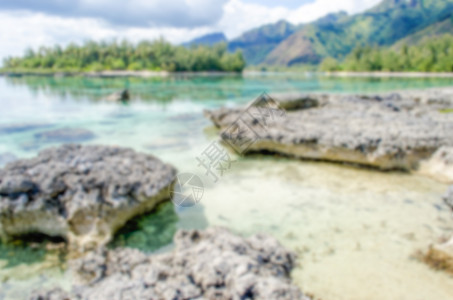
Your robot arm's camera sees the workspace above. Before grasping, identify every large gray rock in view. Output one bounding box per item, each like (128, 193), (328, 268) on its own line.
(0, 144), (176, 249)
(31, 227), (310, 300)
(206, 91), (453, 174)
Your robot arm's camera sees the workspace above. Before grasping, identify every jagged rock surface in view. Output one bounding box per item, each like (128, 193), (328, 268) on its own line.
(30, 227), (310, 300)
(206, 91), (453, 177)
(0, 144), (176, 249)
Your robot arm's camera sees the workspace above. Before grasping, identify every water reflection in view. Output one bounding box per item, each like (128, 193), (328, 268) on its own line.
(4, 74), (453, 103)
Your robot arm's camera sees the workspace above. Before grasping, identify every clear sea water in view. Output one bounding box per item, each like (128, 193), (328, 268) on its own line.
(1, 73), (453, 300)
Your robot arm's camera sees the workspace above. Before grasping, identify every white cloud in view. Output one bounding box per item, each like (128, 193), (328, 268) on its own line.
(0, 11), (213, 61)
(218, 0), (382, 39)
(0, 0), (228, 27)
(288, 0), (382, 24)
(0, 0), (383, 61)
(217, 0), (289, 39)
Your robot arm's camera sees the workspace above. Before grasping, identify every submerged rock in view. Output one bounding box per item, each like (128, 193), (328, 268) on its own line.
(257, 93), (324, 111)
(425, 237), (453, 275)
(0, 144), (176, 249)
(424, 186), (453, 274)
(31, 227), (310, 300)
(206, 91), (453, 174)
(145, 137), (190, 152)
(34, 128), (96, 143)
(0, 123), (54, 135)
(104, 89), (130, 102)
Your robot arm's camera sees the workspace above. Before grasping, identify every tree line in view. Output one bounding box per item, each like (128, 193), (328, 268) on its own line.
(320, 34), (453, 72)
(2, 39), (246, 72)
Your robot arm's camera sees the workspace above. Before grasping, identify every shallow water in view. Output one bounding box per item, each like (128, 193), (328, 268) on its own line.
(0, 74), (453, 300)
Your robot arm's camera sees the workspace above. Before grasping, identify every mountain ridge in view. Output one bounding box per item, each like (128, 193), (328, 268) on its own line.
(227, 20), (298, 65)
(183, 32), (227, 47)
(262, 0), (453, 66)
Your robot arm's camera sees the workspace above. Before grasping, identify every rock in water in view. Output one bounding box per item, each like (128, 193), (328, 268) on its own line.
(424, 186), (453, 274)
(34, 128), (96, 143)
(104, 89), (130, 102)
(0, 123), (55, 135)
(205, 91), (453, 173)
(0, 144), (176, 250)
(261, 93), (324, 111)
(425, 237), (453, 275)
(31, 227), (311, 300)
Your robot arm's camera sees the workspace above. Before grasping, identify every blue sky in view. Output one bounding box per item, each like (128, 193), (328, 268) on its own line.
(0, 0), (381, 61)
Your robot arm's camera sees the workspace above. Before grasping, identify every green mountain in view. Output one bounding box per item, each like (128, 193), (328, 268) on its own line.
(391, 17), (453, 49)
(183, 32), (227, 47)
(244, 0), (453, 66)
(228, 20), (298, 65)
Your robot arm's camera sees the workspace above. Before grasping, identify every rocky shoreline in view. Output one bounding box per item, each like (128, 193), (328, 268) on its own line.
(31, 227), (310, 300)
(1, 145), (310, 299)
(205, 89), (453, 183)
(2, 88), (453, 298)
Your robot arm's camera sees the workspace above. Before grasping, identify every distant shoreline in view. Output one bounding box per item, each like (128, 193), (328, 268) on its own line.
(1, 70), (453, 78)
(319, 71), (453, 78)
(244, 71), (453, 78)
(0, 70), (243, 78)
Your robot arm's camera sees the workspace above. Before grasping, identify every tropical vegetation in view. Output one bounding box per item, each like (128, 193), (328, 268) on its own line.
(320, 34), (453, 72)
(2, 39), (246, 73)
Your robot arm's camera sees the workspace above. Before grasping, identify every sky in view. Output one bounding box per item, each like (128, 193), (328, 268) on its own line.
(0, 0), (382, 61)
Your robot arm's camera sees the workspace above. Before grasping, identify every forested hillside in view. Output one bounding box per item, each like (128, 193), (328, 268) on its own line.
(320, 34), (453, 72)
(228, 20), (298, 65)
(263, 0), (453, 66)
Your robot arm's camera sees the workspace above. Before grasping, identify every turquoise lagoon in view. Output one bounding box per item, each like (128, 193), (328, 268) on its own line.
(0, 74), (453, 300)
